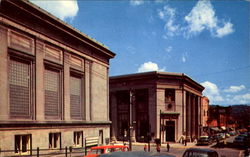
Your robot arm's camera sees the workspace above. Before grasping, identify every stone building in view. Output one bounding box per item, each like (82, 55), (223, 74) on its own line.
(0, 0), (115, 156)
(109, 71), (204, 143)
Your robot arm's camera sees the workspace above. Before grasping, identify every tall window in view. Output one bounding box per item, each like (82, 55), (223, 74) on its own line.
(9, 56), (33, 118)
(44, 66), (61, 119)
(49, 133), (61, 149)
(73, 131), (83, 147)
(15, 134), (31, 155)
(70, 73), (83, 119)
(165, 89), (175, 110)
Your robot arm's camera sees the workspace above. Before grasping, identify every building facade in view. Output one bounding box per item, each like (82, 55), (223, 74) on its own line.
(0, 0), (115, 156)
(109, 72), (204, 144)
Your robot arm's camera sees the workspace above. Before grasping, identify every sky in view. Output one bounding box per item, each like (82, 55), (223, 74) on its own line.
(30, 0), (250, 106)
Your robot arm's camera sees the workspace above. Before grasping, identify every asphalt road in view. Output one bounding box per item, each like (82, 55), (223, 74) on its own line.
(131, 136), (245, 157)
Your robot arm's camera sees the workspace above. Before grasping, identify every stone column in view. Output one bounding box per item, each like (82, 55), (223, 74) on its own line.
(148, 87), (156, 141)
(175, 89), (183, 141)
(35, 39), (45, 121)
(110, 92), (117, 141)
(63, 53), (70, 121)
(191, 94), (196, 140)
(85, 60), (91, 121)
(0, 26), (8, 120)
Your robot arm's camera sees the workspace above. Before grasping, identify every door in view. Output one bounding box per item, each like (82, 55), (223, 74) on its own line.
(165, 121), (175, 141)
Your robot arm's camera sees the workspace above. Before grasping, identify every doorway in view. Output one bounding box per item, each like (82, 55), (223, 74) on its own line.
(165, 121), (175, 142)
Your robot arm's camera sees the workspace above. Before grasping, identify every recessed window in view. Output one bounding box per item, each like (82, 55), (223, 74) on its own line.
(15, 134), (31, 155)
(44, 66), (62, 119)
(49, 133), (61, 149)
(9, 55), (33, 118)
(73, 131), (83, 147)
(70, 72), (83, 120)
(165, 89), (175, 110)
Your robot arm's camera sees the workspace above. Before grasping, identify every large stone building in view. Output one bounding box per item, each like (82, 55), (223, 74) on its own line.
(110, 72), (204, 143)
(0, 0), (115, 156)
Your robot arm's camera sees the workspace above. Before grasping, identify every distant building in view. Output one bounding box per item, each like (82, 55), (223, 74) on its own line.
(109, 71), (204, 143)
(0, 0), (115, 156)
(201, 96), (209, 134)
(207, 105), (232, 133)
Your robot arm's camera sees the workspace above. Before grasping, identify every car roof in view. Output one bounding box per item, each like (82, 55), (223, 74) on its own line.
(91, 145), (128, 150)
(98, 151), (175, 157)
(185, 148), (217, 153)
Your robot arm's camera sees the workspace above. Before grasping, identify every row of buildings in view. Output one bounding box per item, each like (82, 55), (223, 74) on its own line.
(0, 0), (209, 156)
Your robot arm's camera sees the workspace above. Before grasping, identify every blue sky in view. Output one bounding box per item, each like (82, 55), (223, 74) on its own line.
(30, 0), (250, 105)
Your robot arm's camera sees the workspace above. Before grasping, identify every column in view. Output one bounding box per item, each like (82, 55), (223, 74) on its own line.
(0, 26), (8, 120)
(36, 39), (45, 121)
(85, 60), (91, 121)
(63, 52), (70, 120)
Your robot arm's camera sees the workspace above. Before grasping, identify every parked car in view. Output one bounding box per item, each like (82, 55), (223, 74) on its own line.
(233, 135), (245, 147)
(99, 151), (175, 157)
(182, 148), (219, 157)
(211, 134), (223, 142)
(84, 145), (129, 157)
(197, 136), (213, 145)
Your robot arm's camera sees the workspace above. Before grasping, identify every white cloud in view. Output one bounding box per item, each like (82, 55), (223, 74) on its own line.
(181, 52), (188, 63)
(137, 61), (165, 72)
(224, 85), (246, 93)
(201, 81), (224, 103)
(231, 93), (250, 104)
(165, 46), (173, 52)
(158, 5), (180, 37)
(130, 0), (144, 6)
(214, 22), (234, 38)
(184, 0), (234, 38)
(30, 0), (79, 20)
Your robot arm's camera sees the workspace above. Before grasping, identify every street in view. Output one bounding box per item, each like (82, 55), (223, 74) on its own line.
(131, 136), (245, 157)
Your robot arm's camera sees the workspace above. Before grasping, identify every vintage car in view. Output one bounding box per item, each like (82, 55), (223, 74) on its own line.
(182, 148), (219, 157)
(99, 151), (175, 157)
(197, 136), (213, 145)
(84, 145), (129, 157)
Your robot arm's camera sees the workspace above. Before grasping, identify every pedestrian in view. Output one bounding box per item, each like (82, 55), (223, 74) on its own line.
(156, 144), (160, 152)
(144, 144), (147, 152)
(167, 143), (170, 152)
(184, 139), (187, 146)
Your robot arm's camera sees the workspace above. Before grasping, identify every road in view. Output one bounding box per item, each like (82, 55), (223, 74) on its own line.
(131, 136), (245, 157)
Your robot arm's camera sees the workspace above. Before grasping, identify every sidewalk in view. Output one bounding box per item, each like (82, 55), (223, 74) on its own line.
(117, 141), (196, 149)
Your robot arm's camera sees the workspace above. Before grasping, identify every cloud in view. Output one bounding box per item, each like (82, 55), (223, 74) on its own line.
(201, 81), (224, 103)
(130, 0), (144, 6)
(158, 5), (180, 37)
(224, 85), (246, 93)
(230, 93), (250, 104)
(159, 0), (234, 38)
(181, 52), (188, 63)
(184, 0), (234, 38)
(137, 61), (165, 72)
(214, 22), (234, 38)
(30, 0), (79, 21)
(165, 46), (173, 52)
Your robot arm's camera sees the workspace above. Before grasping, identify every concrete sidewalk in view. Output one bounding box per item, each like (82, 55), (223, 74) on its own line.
(117, 141), (196, 149)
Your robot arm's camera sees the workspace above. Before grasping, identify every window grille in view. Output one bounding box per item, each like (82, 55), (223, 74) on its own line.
(70, 75), (82, 119)
(9, 58), (31, 117)
(45, 68), (61, 118)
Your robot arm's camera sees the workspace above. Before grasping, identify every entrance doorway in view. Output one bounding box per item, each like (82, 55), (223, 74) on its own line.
(165, 121), (175, 141)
